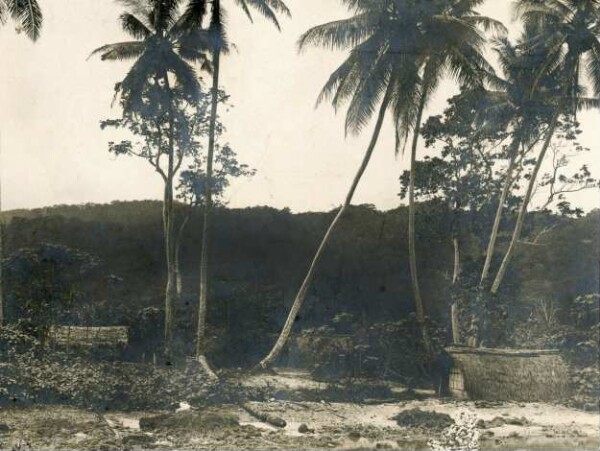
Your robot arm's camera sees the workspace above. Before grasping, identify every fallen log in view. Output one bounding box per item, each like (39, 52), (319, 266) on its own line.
(241, 403), (287, 428)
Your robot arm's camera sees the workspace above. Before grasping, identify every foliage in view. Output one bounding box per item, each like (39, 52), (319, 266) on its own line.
(402, 92), (511, 213)
(1, 203), (598, 369)
(0, 350), (213, 409)
(299, 0), (501, 142)
(0, 0), (42, 41)
(2, 244), (101, 343)
(177, 141), (255, 209)
(292, 314), (446, 386)
(90, 0), (210, 115)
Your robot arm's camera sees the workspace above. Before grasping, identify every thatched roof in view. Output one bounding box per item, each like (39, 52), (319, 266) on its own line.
(49, 326), (128, 348)
(446, 346), (569, 402)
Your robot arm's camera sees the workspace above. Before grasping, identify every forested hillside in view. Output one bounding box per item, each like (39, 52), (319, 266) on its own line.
(2, 201), (597, 366)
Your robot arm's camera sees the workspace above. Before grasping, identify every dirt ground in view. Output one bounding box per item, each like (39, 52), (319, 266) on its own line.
(0, 368), (598, 450)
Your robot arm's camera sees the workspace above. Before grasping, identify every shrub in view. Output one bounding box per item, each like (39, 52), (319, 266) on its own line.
(291, 316), (445, 386)
(392, 408), (455, 431)
(0, 351), (213, 410)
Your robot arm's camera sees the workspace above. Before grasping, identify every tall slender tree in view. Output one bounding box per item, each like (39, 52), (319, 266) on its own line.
(0, 0), (42, 41)
(476, 36), (561, 286)
(490, 0), (600, 294)
(178, 0), (290, 373)
(258, 0), (502, 369)
(91, 0), (209, 356)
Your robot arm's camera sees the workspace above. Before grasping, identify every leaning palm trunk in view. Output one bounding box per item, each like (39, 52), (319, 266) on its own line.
(257, 87), (393, 370)
(490, 105), (563, 294)
(407, 88), (434, 360)
(195, 49), (220, 380)
(479, 135), (521, 286)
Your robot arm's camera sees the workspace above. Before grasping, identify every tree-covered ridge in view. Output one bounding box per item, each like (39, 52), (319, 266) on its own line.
(2, 201), (597, 365)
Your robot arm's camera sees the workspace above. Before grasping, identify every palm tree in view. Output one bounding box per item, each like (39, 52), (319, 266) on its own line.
(91, 0), (209, 356)
(478, 36), (561, 286)
(257, 0), (502, 369)
(0, 0), (42, 41)
(178, 0), (290, 373)
(490, 0), (600, 294)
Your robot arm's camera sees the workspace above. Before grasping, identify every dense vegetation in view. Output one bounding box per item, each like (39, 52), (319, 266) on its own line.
(2, 201), (597, 370)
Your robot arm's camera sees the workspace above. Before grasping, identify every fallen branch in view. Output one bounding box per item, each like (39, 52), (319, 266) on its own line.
(240, 403), (287, 428)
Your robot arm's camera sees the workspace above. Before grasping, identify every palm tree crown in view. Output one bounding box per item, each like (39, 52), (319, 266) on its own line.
(516, 0), (600, 110)
(90, 0), (211, 114)
(299, 0), (504, 142)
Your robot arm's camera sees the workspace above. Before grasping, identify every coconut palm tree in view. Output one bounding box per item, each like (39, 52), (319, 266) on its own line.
(478, 36), (562, 286)
(0, 0), (42, 41)
(91, 0), (210, 356)
(490, 0), (600, 294)
(257, 0), (503, 369)
(178, 0), (290, 373)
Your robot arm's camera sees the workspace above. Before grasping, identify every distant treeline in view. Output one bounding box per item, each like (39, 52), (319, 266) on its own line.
(2, 200), (598, 365)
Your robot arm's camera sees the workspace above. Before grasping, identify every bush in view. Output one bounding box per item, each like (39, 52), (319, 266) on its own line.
(290, 316), (445, 386)
(0, 351), (213, 410)
(392, 408), (454, 431)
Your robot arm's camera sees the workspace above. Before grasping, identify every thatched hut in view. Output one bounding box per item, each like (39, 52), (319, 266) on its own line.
(446, 346), (569, 402)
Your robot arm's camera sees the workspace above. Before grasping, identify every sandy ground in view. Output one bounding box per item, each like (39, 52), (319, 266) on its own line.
(0, 368), (598, 450)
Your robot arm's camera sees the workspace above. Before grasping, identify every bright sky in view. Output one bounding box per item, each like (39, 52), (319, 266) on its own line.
(1, 0), (598, 213)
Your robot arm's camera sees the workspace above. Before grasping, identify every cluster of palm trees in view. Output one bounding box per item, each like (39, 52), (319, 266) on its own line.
(3, 0), (599, 375)
(258, 0), (600, 367)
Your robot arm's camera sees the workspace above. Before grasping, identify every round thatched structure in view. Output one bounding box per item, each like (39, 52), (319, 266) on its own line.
(446, 346), (569, 402)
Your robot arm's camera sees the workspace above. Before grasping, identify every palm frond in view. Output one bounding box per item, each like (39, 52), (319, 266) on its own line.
(344, 52), (392, 134)
(262, 0), (291, 17)
(120, 12), (152, 39)
(8, 0), (42, 41)
(298, 13), (377, 52)
(0, 2), (7, 25)
(586, 38), (600, 97)
(244, 0), (281, 30)
(89, 41), (145, 61)
(173, 0), (207, 33)
(232, 0), (253, 23)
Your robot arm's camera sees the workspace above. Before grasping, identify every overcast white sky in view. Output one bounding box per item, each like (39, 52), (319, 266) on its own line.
(1, 0), (598, 213)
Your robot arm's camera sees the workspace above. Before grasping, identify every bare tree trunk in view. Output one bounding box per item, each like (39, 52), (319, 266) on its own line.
(450, 238), (460, 344)
(452, 237), (460, 285)
(451, 303), (460, 344)
(195, 49), (220, 380)
(408, 87), (433, 360)
(163, 75), (178, 359)
(490, 108), (562, 294)
(256, 86), (393, 370)
(175, 211), (191, 298)
(163, 170), (177, 358)
(479, 135), (521, 286)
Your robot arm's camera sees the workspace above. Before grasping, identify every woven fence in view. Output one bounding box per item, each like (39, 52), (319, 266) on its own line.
(446, 346), (569, 402)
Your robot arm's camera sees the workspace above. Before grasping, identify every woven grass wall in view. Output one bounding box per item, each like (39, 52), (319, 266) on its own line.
(446, 346), (569, 402)
(49, 326), (128, 348)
